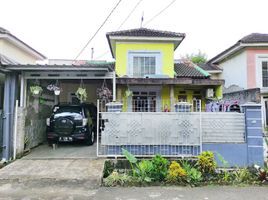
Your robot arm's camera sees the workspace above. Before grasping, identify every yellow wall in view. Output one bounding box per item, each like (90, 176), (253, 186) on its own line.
(215, 85), (223, 99)
(115, 42), (174, 77)
(0, 39), (39, 64)
(161, 85), (170, 111)
(116, 85), (128, 112)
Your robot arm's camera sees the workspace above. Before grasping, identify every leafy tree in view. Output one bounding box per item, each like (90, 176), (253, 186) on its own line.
(184, 50), (207, 64)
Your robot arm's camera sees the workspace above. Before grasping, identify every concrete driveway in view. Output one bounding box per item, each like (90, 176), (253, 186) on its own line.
(23, 142), (97, 159)
(0, 142), (105, 199)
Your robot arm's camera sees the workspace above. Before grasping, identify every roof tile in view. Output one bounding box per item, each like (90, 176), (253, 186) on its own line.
(106, 28), (185, 38)
(174, 61), (207, 78)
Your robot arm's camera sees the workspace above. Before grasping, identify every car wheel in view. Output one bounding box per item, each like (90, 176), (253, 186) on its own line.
(85, 128), (94, 146)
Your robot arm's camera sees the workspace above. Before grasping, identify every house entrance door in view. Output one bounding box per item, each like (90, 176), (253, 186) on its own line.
(132, 91), (156, 112)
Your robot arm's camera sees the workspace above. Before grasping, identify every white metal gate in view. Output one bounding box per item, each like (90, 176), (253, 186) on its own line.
(96, 99), (202, 157)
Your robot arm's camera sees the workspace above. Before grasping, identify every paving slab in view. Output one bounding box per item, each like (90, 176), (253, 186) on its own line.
(0, 158), (105, 188)
(22, 142), (97, 160)
(92, 186), (268, 200)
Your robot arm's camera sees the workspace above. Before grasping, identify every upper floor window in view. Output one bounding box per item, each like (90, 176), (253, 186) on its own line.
(128, 51), (162, 78)
(262, 61), (268, 87)
(133, 56), (156, 77)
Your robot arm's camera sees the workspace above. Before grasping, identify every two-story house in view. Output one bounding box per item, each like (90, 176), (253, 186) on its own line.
(208, 33), (268, 126)
(106, 28), (224, 112)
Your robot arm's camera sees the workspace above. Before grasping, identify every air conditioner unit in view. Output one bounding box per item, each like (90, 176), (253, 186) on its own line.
(206, 88), (214, 98)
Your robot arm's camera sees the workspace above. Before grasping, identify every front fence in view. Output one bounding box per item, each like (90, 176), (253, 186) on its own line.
(97, 99), (246, 157)
(99, 112), (202, 157)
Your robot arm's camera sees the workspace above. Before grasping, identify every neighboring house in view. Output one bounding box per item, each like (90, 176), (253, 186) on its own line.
(0, 27), (46, 64)
(208, 33), (268, 127)
(0, 27), (46, 108)
(106, 28), (224, 111)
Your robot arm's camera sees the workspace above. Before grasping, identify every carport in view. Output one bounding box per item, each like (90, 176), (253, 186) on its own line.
(0, 62), (116, 161)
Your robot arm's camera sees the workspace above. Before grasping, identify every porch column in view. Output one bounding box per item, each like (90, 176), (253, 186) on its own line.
(112, 71), (116, 101)
(170, 85), (175, 112)
(215, 85), (223, 99)
(2, 73), (18, 161)
(117, 87), (122, 101)
(20, 72), (27, 108)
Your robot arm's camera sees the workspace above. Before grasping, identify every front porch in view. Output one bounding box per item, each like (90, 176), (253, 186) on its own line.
(115, 77), (224, 112)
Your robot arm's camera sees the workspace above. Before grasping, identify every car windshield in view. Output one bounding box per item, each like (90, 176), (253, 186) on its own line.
(53, 106), (82, 118)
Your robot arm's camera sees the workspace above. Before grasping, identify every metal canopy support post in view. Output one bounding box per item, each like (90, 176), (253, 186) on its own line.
(112, 71), (116, 101)
(20, 72), (26, 107)
(2, 73), (18, 161)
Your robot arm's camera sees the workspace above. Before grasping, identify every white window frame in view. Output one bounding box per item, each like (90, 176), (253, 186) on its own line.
(127, 86), (162, 112)
(127, 50), (162, 77)
(256, 54), (268, 89)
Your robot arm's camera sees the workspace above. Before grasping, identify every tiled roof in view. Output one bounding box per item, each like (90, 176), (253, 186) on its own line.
(2, 62), (115, 72)
(106, 28), (185, 38)
(0, 27), (10, 34)
(174, 61), (208, 78)
(209, 33), (268, 63)
(0, 27), (46, 59)
(198, 63), (221, 71)
(239, 33), (268, 43)
(0, 54), (19, 65)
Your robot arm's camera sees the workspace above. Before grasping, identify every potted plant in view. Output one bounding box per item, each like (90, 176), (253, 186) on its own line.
(47, 83), (62, 96)
(53, 86), (61, 96)
(125, 88), (133, 97)
(30, 85), (43, 96)
(76, 87), (87, 102)
(97, 80), (112, 101)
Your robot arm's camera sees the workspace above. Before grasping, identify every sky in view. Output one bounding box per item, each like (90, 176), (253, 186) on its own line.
(1, 0), (268, 61)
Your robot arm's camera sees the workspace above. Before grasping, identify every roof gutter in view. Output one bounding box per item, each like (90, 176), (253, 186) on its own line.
(4, 65), (111, 72)
(209, 42), (268, 64)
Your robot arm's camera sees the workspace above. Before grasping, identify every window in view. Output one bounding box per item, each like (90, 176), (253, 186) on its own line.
(262, 61), (268, 87)
(128, 51), (161, 77)
(132, 91), (156, 112)
(133, 56), (156, 77)
(178, 95), (187, 102)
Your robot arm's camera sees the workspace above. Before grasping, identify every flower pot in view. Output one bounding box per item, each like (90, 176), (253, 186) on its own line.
(54, 89), (61, 96)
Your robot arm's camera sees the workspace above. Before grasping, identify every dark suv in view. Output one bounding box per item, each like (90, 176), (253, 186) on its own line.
(46, 104), (97, 145)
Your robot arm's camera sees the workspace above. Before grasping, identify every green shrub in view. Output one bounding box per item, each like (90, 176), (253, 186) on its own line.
(233, 168), (252, 184)
(215, 152), (233, 184)
(151, 154), (169, 182)
(135, 160), (154, 183)
(122, 148), (138, 176)
(103, 161), (115, 178)
(166, 161), (186, 183)
(182, 161), (202, 186)
(103, 171), (132, 186)
(197, 151), (216, 175)
(122, 148), (153, 183)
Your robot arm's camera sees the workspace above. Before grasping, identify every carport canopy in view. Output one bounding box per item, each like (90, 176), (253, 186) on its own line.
(1, 62), (116, 107)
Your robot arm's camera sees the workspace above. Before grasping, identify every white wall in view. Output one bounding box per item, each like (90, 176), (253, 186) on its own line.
(219, 51), (247, 89)
(0, 39), (38, 64)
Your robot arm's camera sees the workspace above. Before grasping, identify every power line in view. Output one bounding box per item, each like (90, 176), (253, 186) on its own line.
(95, 0), (143, 60)
(117, 0), (143, 31)
(143, 0), (176, 26)
(73, 0), (123, 61)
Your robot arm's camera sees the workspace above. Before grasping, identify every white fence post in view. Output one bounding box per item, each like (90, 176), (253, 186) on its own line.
(96, 99), (100, 157)
(199, 99), (202, 153)
(13, 100), (19, 160)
